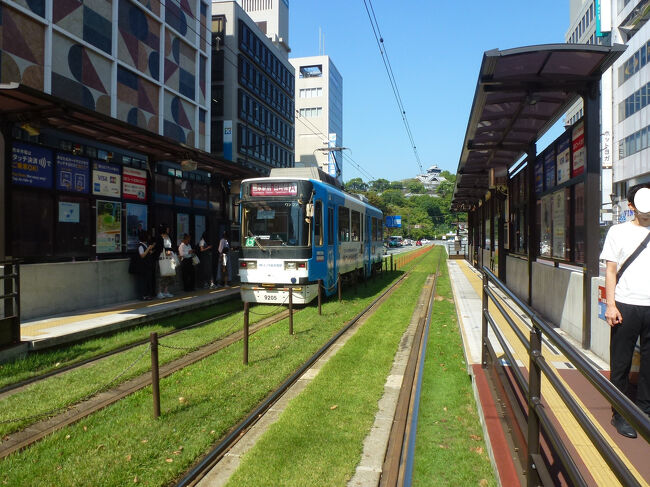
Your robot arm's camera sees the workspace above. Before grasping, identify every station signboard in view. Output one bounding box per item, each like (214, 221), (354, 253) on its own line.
(385, 216), (402, 228)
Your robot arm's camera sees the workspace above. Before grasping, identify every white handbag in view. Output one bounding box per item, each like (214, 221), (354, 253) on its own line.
(192, 254), (200, 266)
(159, 256), (176, 277)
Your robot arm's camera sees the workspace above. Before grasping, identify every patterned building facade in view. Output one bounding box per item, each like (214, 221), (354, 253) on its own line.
(0, 0), (211, 149)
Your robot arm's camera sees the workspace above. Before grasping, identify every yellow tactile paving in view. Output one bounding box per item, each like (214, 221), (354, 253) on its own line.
(456, 260), (647, 487)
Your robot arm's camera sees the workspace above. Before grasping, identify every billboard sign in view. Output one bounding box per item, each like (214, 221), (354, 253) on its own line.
(11, 142), (53, 188)
(122, 167), (147, 201)
(93, 161), (121, 198)
(56, 153), (90, 193)
(385, 216), (402, 228)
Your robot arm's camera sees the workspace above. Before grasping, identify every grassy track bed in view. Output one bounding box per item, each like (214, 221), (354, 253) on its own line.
(411, 253), (496, 486)
(0, 301), (243, 390)
(0, 261), (424, 486)
(223, 248), (442, 486)
(0, 301), (284, 437)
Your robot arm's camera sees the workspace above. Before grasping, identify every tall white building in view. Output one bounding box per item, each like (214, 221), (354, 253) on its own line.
(290, 56), (343, 182)
(566, 0), (650, 222)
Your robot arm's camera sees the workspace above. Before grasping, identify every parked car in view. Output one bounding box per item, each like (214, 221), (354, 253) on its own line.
(388, 236), (403, 248)
(416, 239), (422, 246)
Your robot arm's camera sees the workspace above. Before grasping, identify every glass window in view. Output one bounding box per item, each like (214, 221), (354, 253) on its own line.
(11, 190), (54, 258)
(175, 178), (191, 207)
(242, 200), (309, 246)
(314, 201), (323, 246)
(56, 195), (91, 257)
(338, 206), (350, 242)
(351, 210), (360, 241)
(154, 173), (173, 204)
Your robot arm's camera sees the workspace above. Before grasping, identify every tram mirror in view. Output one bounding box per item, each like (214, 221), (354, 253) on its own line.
(306, 203), (314, 218)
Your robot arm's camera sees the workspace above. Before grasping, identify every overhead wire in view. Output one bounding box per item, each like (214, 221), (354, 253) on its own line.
(362, 0), (423, 174)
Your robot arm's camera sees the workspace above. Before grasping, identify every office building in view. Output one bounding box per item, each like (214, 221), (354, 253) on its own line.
(210, 0), (295, 175)
(566, 0), (650, 222)
(290, 55), (343, 182)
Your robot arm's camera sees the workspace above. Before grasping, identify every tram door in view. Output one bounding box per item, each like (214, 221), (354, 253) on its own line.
(364, 214), (371, 277)
(327, 206), (336, 289)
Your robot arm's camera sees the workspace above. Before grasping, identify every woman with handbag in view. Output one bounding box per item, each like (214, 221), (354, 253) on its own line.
(156, 225), (176, 299)
(137, 230), (156, 300)
(178, 233), (196, 292)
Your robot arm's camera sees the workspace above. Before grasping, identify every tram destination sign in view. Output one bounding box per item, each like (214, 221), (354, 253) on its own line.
(250, 182), (297, 196)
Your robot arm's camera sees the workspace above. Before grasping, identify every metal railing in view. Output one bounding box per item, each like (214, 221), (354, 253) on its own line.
(481, 266), (650, 487)
(0, 259), (21, 347)
(445, 240), (467, 258)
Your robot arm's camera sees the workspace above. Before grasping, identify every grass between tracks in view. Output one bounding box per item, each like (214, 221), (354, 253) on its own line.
(411, 256), (496, 486)
(224, 248), (442, 486)
(0, 299), (243, 390)
(226, 248), (496, 487)
(0, 252), (429, 486)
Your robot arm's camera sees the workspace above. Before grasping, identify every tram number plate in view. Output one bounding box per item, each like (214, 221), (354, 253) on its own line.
(263, 294), (278, 301)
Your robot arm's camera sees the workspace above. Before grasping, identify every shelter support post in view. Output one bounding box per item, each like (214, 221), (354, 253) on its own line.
(497, 192), (507, 281)
(582, 83), (601, 349)
(526, 145), (537, 305)
(0, 125), (6, 260)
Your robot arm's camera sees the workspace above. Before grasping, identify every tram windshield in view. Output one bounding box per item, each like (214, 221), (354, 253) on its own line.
(242, 201), (309, 247)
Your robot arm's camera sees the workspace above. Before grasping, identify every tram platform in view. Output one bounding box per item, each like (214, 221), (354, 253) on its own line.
(449, 258), (650, 487)
(1, 286), (240, 361)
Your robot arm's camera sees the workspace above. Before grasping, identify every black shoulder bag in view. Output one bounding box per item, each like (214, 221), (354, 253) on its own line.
(616, 231), (650, 282)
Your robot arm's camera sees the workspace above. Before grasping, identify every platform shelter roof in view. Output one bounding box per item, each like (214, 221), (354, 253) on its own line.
(451, 43), (625, 211)
(0, 83), (255, 179)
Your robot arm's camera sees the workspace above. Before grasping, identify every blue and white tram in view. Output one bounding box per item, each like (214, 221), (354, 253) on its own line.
(238, 168), (384, 304)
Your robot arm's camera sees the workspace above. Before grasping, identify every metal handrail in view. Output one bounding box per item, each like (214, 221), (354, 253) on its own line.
(481, 265), (649, 487)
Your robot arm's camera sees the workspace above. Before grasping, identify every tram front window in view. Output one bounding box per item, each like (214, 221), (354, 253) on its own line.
(243, 201), (309, 246)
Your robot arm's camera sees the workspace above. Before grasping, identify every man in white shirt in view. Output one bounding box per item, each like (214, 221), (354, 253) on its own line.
(178, 233), (196, 291)
(600, 184), (650, 438)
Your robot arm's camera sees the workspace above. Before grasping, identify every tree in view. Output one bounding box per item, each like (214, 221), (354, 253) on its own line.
(406, 179), (426, 194)
(389, 181), (404, 190)
(369, 179), (390, 192)
(436, 180), (455, 199)
(344, 178), (368, 192)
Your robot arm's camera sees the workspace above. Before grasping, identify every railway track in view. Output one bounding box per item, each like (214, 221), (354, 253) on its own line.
(379, 251), (442, 486)
(0, 306), (294, 459)
(174, 265), (422, 487)
(0, 306), (243, 399)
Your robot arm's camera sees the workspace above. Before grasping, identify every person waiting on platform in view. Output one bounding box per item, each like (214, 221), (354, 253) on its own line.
(218, 231), (230, 287)
(601, 183), (650, 438)
(198, 231), (216, 289)
(178, 233), (196, 292)
(137, 230), (156, 300)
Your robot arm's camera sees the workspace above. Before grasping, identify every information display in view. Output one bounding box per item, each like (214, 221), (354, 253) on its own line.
(556, 134), (571, 184)
(250, 182), (297, 197)
(123, 167), (147, 201)
(56, 153), (90, 193)
(572, 121), (585, 177)
(544, 148), (556, 191)
(126, 203), (148, 251)
(93, 162), (121, 198)
(534, 155), (544, 194)
(11, 142), (53, 188)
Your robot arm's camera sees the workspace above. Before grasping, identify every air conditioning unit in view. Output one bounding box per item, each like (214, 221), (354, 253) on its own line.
(181, 159), (197, 171)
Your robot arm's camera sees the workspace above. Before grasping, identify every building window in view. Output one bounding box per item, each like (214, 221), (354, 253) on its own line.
(299, 107), (322, 118)
(299, 65), (323, 78)
(299, 87), (322, 98)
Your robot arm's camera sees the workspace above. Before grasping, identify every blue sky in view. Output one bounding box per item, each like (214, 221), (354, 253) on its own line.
(289, 0), (570, 183)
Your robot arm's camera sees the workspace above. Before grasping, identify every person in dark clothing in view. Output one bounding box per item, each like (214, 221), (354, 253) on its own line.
(137, 230), (156, 300)
(178, 233), (196, 292)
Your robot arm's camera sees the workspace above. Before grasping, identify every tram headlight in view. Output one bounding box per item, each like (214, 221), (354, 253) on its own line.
(284, 261), (307, 270)
(240, 260), (257, 269)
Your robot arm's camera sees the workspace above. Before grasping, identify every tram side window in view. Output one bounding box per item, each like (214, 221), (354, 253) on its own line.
(338, 206), (350, 242)
(351, 210), (360, 241)
(371, 217), (378, 241)
(314, 201), (323, 246)
(328, 207), (334, 245)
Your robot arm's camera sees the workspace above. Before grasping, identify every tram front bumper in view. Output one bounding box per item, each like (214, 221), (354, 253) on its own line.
(239, 284), (318, 304)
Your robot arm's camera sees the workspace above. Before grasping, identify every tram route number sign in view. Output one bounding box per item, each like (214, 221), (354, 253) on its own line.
(250, 182), (297, 196)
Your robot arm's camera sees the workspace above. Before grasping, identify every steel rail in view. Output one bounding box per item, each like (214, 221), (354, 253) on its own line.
(175, 271), (413, 487)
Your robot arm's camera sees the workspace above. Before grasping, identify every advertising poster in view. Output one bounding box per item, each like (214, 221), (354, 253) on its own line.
(556, 133), (571, 184)
(540, 194), (553, 257)
(123, 167), (147, 201)
(552, 190), (566, 259)
(126, 203), (148, 251)
(177, 213), (190, 246)
(534, 155), (544, 194)
(58, 201), (80, 223)
(96, 200), (122, 253)
(544, 148), (556, 191)
(11, 142), (53, 188)
(572, 121), (585, 177)
(93, 161), (121, 198)
(56, 153), (90, 193)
